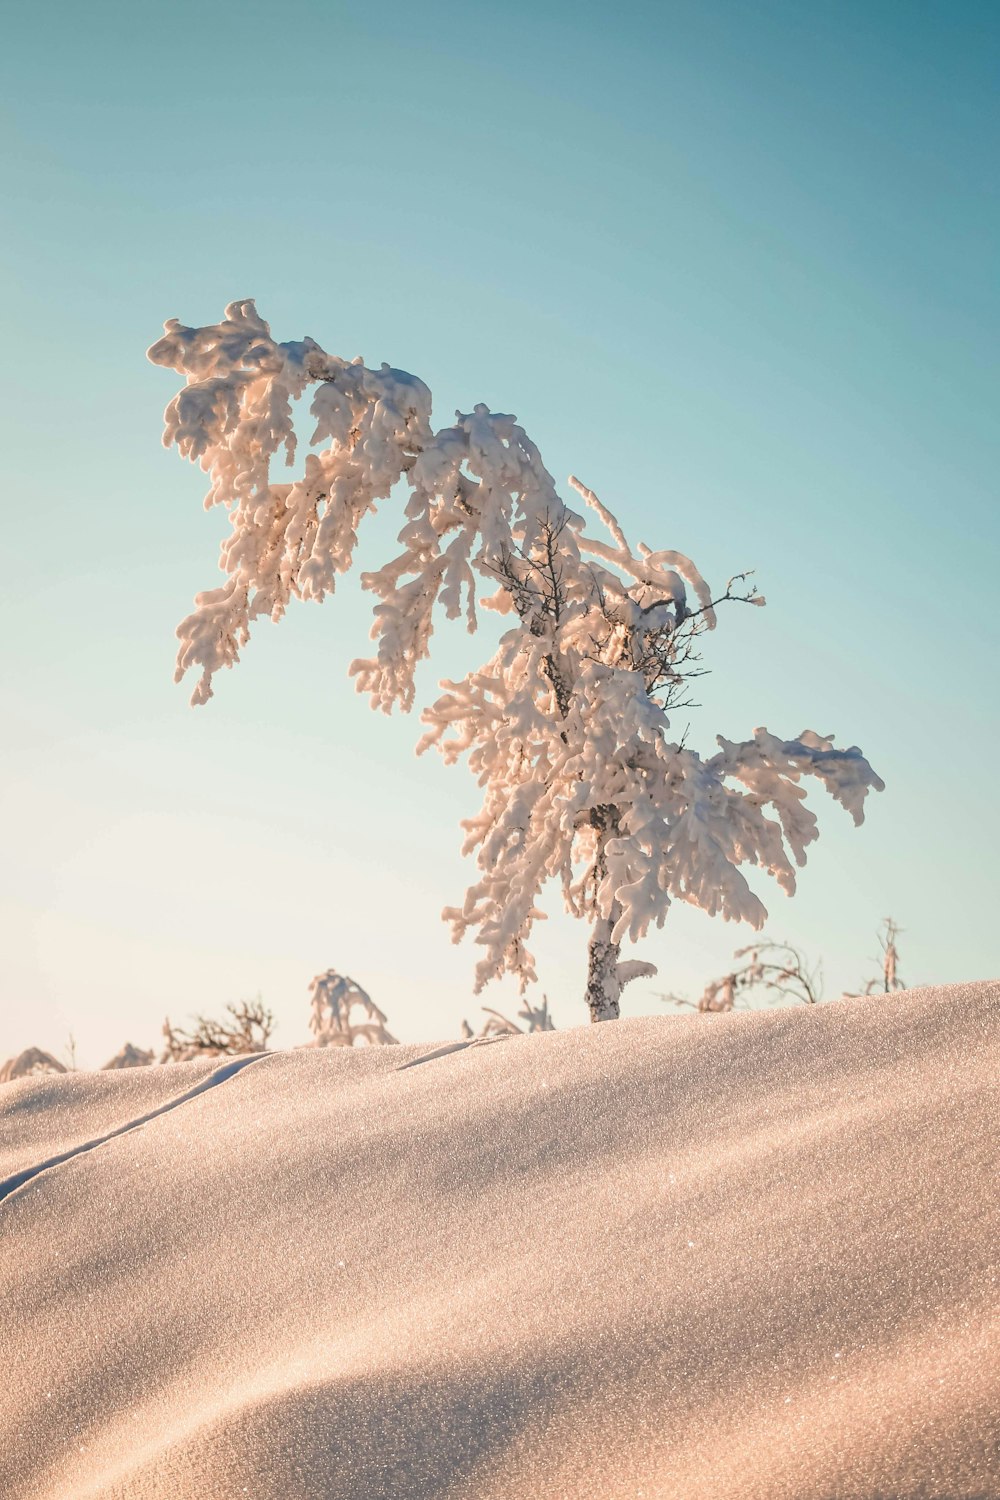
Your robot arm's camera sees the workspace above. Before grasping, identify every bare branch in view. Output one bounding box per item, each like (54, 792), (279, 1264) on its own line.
(659, 939), (823, 1013)
(162, 997), (274, 1061)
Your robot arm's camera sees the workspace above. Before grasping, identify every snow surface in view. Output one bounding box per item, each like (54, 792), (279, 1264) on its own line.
(1, 983), (997, 1499)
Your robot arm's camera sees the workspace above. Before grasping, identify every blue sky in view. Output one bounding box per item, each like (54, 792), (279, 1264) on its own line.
(2, 0), (997, 1063)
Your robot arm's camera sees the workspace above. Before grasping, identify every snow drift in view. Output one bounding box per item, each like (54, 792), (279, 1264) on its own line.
(1, 982), (997, 1499)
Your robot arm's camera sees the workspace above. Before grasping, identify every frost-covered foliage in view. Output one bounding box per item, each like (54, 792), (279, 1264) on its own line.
(102, 1043), (155, 1070)
(0, 1048), (68, 1084)
(151, 301), (884, 1022)
(309, 971), (397, 1047)
(161, 999), (274, 1060)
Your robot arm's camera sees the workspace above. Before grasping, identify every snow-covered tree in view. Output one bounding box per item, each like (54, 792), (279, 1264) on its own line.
(308, 970), (397, 1047)
(150, 300), (883, 1023)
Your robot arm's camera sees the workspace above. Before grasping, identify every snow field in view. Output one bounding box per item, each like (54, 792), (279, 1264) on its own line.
(1, 983), (996, 1498)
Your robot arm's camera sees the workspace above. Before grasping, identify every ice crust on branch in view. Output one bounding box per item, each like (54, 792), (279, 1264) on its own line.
(151, 302), (883, 1010)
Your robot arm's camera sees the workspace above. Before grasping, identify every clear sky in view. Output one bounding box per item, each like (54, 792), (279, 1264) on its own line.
(2, 0), (997, 1064)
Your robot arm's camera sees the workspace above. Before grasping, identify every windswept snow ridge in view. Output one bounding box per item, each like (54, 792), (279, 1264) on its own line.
(0, 1053), (266, 1206)
(395, 1034), (514, 1071)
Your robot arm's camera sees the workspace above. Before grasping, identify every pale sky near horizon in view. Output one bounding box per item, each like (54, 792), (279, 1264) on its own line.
(2, 0), (997, 1065)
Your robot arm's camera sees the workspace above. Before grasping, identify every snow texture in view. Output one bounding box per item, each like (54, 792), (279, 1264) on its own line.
(1, 983), (997, 1499)
(151, 303), (883, 1012)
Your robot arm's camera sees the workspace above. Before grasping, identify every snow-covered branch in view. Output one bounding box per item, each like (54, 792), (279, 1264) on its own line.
(309, 970), (397, 1047)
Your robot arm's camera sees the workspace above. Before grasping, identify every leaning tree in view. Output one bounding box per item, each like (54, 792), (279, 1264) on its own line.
(149, 300), (883, 1022)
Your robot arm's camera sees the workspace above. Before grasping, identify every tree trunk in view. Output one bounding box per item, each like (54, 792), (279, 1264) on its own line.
(585, 900), (623, 1023)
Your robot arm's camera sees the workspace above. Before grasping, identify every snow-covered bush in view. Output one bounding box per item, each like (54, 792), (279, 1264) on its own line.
(308, 971), (397, 1047)
(102, 1043), (155, 1069)
(0, 1048), (67, 1084)
(150, 301), (883, 1022)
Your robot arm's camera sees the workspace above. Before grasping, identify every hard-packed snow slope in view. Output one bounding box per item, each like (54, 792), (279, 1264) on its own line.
(1, 984), (997, 1500)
